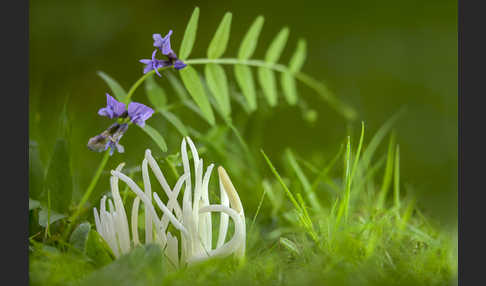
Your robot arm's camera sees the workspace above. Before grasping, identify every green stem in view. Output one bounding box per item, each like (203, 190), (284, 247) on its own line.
(63, 150), (111, 240)
(125, 58), (357, 121)
(125, 66), (173, 103)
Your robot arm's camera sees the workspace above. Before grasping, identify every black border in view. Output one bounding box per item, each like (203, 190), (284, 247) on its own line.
(458, 0), (486, 285)
(2, 0), (29, 285)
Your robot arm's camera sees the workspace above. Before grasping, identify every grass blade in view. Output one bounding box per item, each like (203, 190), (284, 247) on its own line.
(140, 123), (168, 152)
(207, 12), (232, 59)
(97, 71), (127, 103)
(285, 149), (322, 212)
(311, 143), (344, 192)
(205, 63), (231, 118)
(261, 150), (302, 213)
(393, 144), (401, 212)
(376, 133), (396, 209)
(179, 66), (215, 125)
(234, 64), (257, 111)
(359, 109), (404, 169)
(179, 7), (200, 60)
(349, 121), (365, 185)
(145, 74), (167, 109)
(264, 27), (289, 63)
(238, 16), (265, 59)
(335, 136), (351, 227)
(257, 68), (277, 106)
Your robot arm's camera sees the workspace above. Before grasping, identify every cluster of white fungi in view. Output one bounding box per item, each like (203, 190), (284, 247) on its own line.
(93, 137), (245, 268)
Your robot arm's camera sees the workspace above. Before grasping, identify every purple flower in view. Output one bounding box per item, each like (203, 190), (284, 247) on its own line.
(139, 50), (171, 77)
(153, 30), (173, 56)
(98, 93), (127, 119)
(174, 60), (187, 70)
(128, 102), (154, 127)
(87, 123), (128, 155)
(140, 30), (187, 75)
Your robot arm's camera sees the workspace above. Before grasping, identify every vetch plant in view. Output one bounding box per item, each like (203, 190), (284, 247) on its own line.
(93, 136), (246, 268)
(140, 30), (187, 77)
(87, 93), (154, 155)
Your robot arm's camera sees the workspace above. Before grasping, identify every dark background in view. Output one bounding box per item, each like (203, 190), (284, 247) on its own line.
(29, 0), (457, 224)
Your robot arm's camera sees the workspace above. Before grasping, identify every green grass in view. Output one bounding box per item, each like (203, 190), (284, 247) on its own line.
(28, 115), (457, 286)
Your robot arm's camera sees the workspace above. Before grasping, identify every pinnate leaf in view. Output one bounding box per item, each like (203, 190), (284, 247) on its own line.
(205, 63), (231, 118)
(179, 66), (215, 125)
(145, 74), (167, 109)
(97, 71), (128, 103)
(234, 65), (257, 111)
(179, 7), (200, 60)
(257, 68), (278, 106)
(264, 27), (290, 63)
(140, 124), (168, 152)
(238, 16), (265, 59)
(289, 39), (307, 72)
(207, 12), (232, 59)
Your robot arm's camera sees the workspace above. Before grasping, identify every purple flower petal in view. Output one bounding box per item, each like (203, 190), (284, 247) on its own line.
(98, 107), (114, 118)
(128, 102), (154, 127)
(174, 60), (187, 70)
(140, 50), (172, 77)
(97, 94), (126, 118)
(153, 30), (174, 55)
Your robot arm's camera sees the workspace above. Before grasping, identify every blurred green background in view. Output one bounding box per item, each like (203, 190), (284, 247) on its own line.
(29, 0), (457, 224)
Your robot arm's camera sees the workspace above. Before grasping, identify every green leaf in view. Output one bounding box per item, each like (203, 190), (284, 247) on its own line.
(145, 74), (167, 109)
(205, 63), (231, 117)
(238, 16), (265, 59)
(284, 149), (322, 212)
(158, 109), (189, 137)
(85, 230), (114, 268)
(377, 132), (396, 209)
(179, 66), (215, 125)
(207, 12), (232, 59)
(179, 7), (200, 60)
(69, 222), (91, 252)
(234, 65), (257, 111)
(257, 68), (277, 106)
(166, 72), (189, 101)
(264, 27), (290, 63)
(140, 124), (168, 152)
(44, 139), (72, 213)
(97, 71), (128, 103)
(280, 72), (297, 105)
(289, 39), (307, 72)
(359, 109), (404, 169)
(80, 244), (165, 286)
(58, 96), (72, 140)
(29, 198), (41, 211)
(38, 207), (67, 227)
(29, 141), (44, 200)
(280, 237), (300, 255)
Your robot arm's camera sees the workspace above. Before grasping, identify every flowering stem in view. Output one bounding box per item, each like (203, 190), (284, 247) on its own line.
(63, 150), (111, 241)
(125, 66), (175, 103)
(125, 58), (357, 121)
